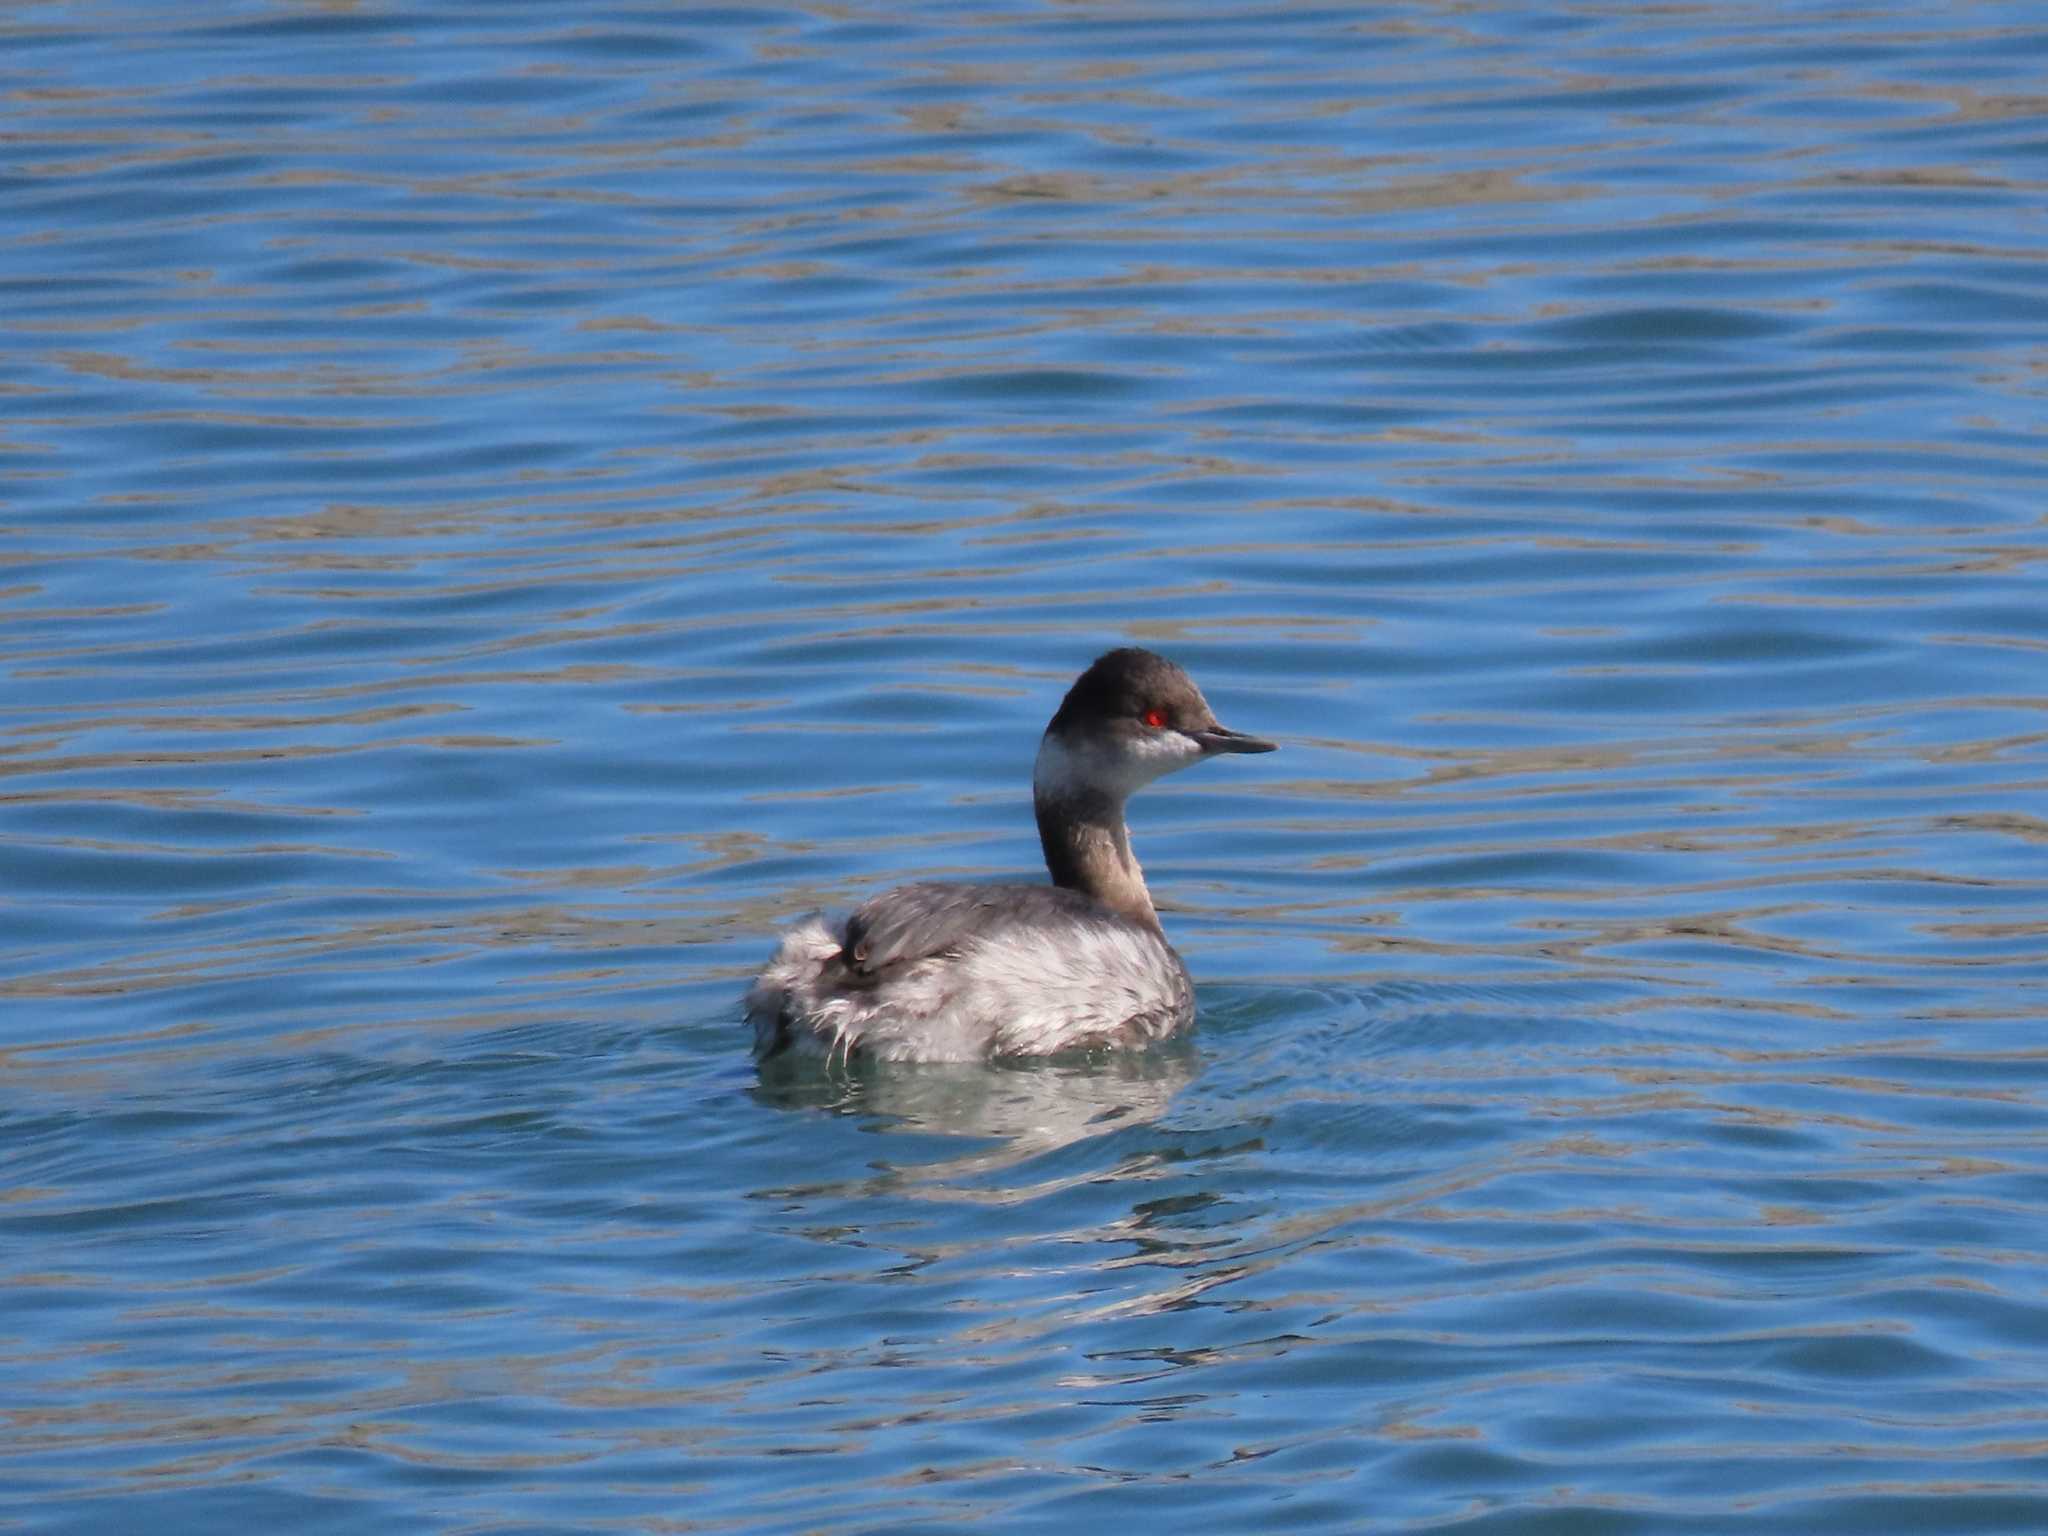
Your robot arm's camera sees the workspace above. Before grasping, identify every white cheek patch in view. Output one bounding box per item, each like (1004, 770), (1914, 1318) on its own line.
(1124, 729), (1204, 782)
(1034, 728), (1203, 802)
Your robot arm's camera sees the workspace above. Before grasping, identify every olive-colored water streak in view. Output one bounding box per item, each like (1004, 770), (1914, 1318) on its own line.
(4, 2), (2047, 1532)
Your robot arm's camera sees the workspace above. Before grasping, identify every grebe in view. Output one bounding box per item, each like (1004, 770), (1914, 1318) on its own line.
(746, 647), (1275, 1063)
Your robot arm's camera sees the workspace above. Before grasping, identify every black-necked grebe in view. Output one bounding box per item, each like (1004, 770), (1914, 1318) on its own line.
(746, 647), (1275, 1063)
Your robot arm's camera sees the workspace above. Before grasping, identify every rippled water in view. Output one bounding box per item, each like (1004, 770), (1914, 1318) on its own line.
(6, 1), (2048, 1530)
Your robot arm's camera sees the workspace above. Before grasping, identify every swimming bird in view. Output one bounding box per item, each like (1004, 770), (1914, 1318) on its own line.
(746, 647), (1275, 1063)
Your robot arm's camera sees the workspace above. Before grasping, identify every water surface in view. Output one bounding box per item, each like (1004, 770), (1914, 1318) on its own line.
(5, 2), (2048, 1531)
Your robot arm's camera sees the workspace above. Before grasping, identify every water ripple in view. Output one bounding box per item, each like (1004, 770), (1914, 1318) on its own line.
(5, 0), (2048, 1530)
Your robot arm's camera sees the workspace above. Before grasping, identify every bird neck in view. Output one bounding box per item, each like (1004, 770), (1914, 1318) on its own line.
(1033, 735), (1159, 930)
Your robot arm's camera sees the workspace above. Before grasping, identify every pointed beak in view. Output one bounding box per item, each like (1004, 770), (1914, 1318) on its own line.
(1189, 722), (1277, 755)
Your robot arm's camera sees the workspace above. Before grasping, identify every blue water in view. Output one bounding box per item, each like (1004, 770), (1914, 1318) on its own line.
(6, 1), (2048, 1530)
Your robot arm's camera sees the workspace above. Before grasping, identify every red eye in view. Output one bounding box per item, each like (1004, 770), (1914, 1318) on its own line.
(1142, 708), (1168, 729)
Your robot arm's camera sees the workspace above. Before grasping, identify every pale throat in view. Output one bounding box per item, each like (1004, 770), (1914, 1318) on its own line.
(1032, 733), (1161, 929)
